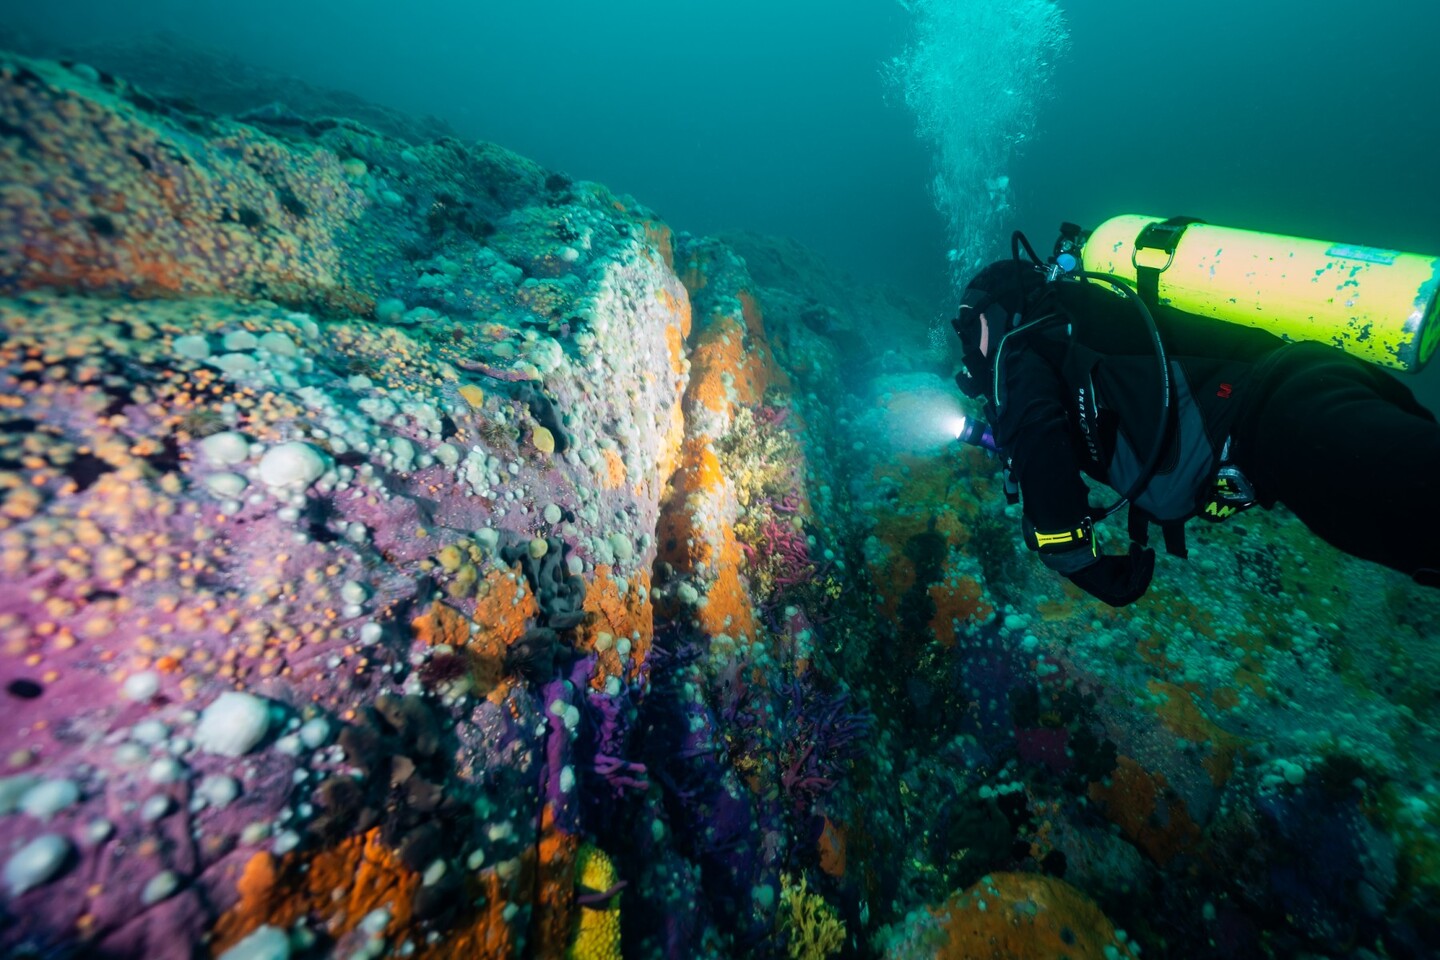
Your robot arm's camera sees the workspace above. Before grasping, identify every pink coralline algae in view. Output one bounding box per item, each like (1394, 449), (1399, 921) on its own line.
(744, 512), (825, 589)
(753, 404), (791, 430)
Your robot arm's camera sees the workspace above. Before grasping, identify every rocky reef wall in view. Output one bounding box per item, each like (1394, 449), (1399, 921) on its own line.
(0, 50), (880, 958)
(2, 45), (1440, 960)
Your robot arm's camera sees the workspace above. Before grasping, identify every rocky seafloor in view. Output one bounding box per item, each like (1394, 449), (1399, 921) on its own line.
(1, 40), (1439, 960)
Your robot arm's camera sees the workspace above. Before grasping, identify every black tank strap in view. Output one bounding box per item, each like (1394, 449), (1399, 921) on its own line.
(1127, 505), (1150, 547)
(1133, 216), (1205, 309)
(1127, 503), (1190, 558)
(1162, 522), (1189, 559)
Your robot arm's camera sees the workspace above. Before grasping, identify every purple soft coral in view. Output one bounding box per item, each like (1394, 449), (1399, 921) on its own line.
(778, 675), (871, 811)
(587, 689), (649, 794)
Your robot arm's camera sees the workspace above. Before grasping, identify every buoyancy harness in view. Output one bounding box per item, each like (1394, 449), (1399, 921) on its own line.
(956, 222), (1264, 560)
(1072, 218), (1264, 556)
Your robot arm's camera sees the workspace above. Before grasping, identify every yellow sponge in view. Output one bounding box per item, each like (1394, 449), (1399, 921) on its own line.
(567, 844), (621, 960)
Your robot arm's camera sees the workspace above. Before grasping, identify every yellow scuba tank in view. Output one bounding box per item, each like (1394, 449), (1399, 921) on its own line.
(1078, 214), (1440, 372)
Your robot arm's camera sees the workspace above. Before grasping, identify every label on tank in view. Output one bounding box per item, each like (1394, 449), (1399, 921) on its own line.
(1325, 244), (1399, 265)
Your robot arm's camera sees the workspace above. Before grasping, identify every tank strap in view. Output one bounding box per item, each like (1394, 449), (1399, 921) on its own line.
(1127, 504), (1190, 559)
(1133, 216), (1205, 308)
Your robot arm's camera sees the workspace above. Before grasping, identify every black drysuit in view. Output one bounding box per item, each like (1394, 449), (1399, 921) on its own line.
(983, 277), (1440, 600)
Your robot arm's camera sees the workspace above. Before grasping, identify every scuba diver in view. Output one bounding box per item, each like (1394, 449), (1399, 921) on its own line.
(952, 217), (1440, 607)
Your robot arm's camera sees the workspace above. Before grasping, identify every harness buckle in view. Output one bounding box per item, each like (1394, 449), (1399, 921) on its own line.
(1133, 218), (1200, 262)
(1131, 245), (1177, 274)
(1132, 217), (1204, 307)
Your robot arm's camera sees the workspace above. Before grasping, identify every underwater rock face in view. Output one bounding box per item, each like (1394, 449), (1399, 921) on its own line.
(0, 48), (693, 957)
(3, 41), (1440, 960)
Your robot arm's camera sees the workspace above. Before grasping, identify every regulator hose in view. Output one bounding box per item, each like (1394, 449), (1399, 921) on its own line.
(1066, 269), (1172, 520)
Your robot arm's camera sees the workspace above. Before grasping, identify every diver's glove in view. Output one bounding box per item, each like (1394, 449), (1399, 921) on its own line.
(1023, 515), (1156, 607)
(1066, 543), (1156, 607)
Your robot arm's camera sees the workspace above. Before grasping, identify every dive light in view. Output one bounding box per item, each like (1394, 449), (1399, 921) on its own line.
(955, 416), (999, 454)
